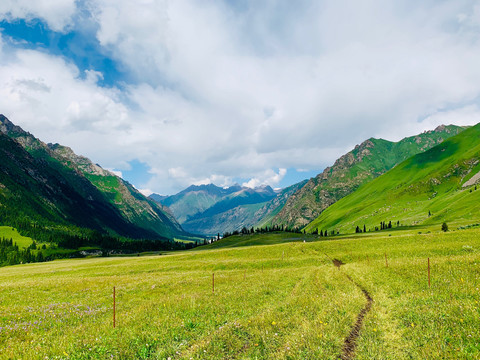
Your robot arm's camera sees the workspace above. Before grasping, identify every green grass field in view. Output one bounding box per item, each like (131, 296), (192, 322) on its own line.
(0, 226), (34, 248)
(0, 229), (479, 359)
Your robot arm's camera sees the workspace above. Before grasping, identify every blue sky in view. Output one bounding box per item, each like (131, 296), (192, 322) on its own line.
(0, 1), (480, 195)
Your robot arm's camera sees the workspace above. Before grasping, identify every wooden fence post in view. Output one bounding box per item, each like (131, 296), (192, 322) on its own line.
(385, 253), (388, 268)
(113, 286), (116, 328)
(428, 257), (431, 288)
(212, 273), (215, 294)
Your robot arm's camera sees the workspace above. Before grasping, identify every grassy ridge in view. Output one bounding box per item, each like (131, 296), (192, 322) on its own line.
(0, 226), (33, 248)
(0, 229), (479, 359)
(305, 123), (480, 234)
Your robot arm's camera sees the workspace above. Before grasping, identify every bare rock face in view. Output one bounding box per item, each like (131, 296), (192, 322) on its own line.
(48, 143), (112, 177)
(434, 124), (446, 132)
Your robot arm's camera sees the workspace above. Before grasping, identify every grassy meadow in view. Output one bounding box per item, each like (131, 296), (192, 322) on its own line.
(0, 228), (479, 359)
(0, 226), (34, 248)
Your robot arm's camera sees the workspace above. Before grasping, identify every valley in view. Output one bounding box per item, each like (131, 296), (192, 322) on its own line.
(1, 115), (479, 359)
(1, 228), (478, 359)
(1, 2), (479, 359)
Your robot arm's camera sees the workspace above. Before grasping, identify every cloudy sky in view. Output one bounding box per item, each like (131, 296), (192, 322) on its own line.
(1, 1), (480, 195)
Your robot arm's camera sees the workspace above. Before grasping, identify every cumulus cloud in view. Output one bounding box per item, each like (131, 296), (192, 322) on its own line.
(0, 0), (76, 32)
(242, 168), (287, 189)
(0, 35), (132, 165)
(1, 1), (480, 194)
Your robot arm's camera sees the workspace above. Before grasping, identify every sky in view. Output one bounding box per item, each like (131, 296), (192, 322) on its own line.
(1, 1), (480, 195)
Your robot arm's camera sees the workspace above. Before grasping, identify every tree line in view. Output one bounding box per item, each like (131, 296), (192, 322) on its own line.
(0, 237), (45, 266)
(221, 224), (305, 239)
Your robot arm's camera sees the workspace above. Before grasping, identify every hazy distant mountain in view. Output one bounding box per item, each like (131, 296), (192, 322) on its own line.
(153, 184), (243, 223)
(179, 181), (308, 236)
(0, 114), (187, 241)
(151, 183), (300, 236)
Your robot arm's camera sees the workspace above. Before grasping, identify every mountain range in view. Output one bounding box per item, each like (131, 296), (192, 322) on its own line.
(270, 125), (466, 229)
(1, 112), (478, 252)
(151, 182), (306, 236)
(155, 124), (465, 235)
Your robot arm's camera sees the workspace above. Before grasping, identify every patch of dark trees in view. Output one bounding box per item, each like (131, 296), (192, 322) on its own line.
(354, 220), (401, 233)
(221, 224), (339, 240)
(222, 225), (302, 239)
(0, 237), (46, 266)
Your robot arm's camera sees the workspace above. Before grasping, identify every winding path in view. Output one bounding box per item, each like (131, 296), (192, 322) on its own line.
(339, 274), (373, 360)
(328, 258), (374, 360)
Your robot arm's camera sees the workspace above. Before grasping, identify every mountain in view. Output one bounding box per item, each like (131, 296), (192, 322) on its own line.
(305, 123), (480, 233)
(0, 114), (187, 241)
(151, 182), (307, 236)
(271, 125), (466, 228)
(153, 184), (243, 223)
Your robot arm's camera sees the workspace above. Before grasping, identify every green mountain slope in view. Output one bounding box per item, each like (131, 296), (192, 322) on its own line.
(305, 123), (480, 234)
(272, 125), (466, 228)
(47, 143), (184, 239)
(0, 114), (187, 241)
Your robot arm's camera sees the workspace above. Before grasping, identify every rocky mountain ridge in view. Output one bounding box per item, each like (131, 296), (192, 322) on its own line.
(271, 124), (467, 228)
(0, 114), (186, 240)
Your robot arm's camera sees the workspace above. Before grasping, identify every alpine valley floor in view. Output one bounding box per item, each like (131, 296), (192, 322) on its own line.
(0, 228), (479, 359)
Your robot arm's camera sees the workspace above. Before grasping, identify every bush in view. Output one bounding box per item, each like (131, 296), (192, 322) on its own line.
(442, 222), (449, 232)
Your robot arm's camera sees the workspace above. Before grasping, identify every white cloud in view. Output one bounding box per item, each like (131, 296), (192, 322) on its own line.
(242, 168), (287, 189)
(138, 188), (153, 197)
(0, 0), (76, 32)
(0, 36), (132, 167)
(1, 1), (480, 195)
(106, 168), (123, 178)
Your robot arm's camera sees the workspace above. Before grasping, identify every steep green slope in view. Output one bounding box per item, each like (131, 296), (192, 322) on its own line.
(305, 123), (480, 234)
(272, 125), (466, 228)
(0, 114), (187, 240)
(48, 143), (184, 239)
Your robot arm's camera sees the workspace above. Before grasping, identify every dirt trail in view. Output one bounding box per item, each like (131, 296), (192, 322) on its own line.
(325, 256), (373, 360)
(338, 273), (373, 360)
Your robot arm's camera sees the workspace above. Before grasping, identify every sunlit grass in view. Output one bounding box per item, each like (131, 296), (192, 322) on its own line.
(0, 226), (34, 248)
(0, 228), (479, 359)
